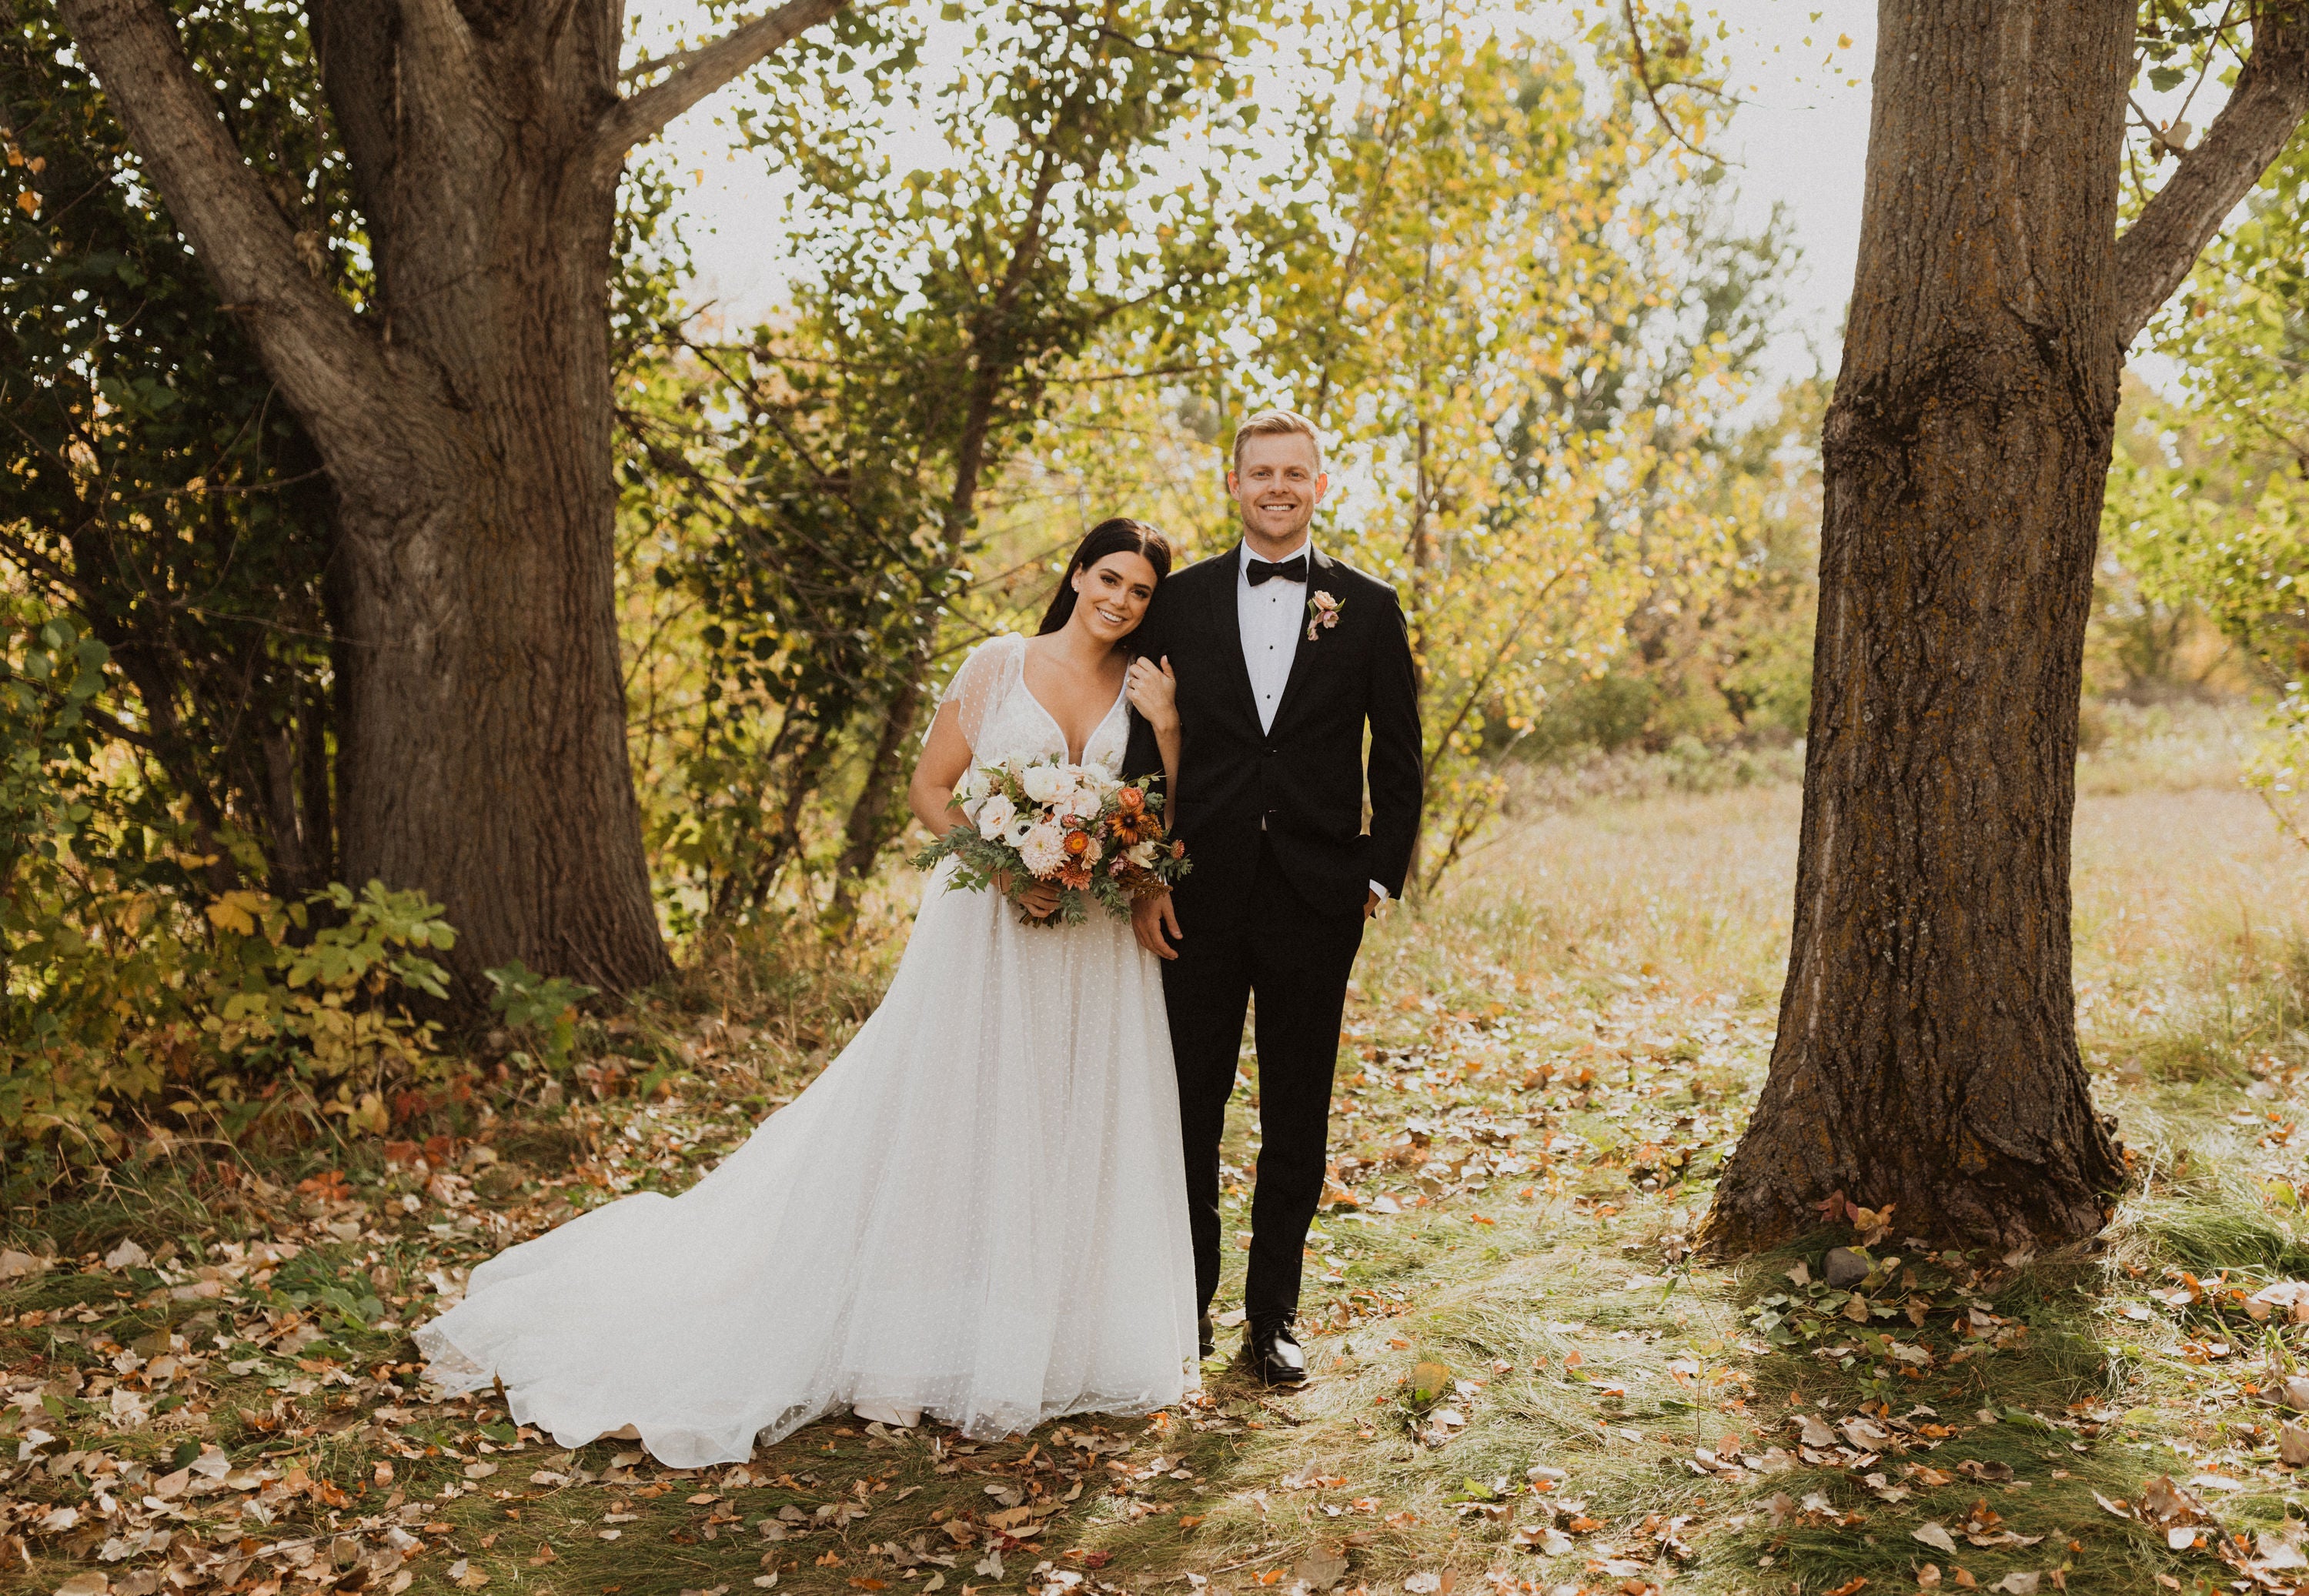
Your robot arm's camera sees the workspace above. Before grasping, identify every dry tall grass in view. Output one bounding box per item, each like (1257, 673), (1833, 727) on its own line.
(2072, 787), (2309, 1077)
(1405, 783), (1801, 1005)
(1410, 744), (2307, 1043)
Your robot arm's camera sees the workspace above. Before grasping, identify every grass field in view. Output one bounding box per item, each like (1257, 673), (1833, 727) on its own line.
(8, 737), (2309, 1596)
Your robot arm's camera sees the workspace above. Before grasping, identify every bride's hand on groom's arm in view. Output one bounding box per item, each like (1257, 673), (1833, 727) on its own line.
(1126, 656), (1183, 802)
(1124, 655), (1178, 731)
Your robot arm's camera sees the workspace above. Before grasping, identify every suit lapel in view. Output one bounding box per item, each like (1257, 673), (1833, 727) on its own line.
(1208, 544), (1264, 730)
(1267, 546), (1339, 734)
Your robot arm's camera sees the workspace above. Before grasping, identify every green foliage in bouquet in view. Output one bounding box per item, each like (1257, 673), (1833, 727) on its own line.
(911, 759), (1189, 927)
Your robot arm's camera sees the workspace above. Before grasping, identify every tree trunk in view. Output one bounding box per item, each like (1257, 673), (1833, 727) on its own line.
(328, 166), (666, 993)
(58, 0), (843, 994)
(1703, 0), (2139, 1252)
(1703, 0), (2309, 1254)
(828, 660), (934, 923)
(825, 360), (1000, 918)
(825, 146), (1069, 914)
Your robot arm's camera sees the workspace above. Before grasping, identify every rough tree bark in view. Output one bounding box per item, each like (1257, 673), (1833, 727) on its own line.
(55, 0), (844, 993)
(1702, 0), (2309, 1253)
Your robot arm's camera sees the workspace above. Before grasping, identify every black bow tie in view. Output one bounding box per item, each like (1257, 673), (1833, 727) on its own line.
(1246, 553), (1308, 586)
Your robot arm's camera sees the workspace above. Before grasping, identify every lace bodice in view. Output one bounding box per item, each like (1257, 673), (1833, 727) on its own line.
(939, 634), (1131, 774)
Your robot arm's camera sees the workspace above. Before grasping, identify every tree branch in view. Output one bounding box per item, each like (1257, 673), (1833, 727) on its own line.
(2114, 0), (2309, 346)
(592, 0), (847, 163)
(1620, 0), (1731, 169)
(306, 0), (403, 230)
(55, 0), (410, 470)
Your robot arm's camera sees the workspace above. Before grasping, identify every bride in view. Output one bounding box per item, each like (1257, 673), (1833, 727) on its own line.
(416, 519), (1197, 1467)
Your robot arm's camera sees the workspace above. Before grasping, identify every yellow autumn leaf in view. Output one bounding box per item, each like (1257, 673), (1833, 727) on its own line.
(205, 890), (267, 937)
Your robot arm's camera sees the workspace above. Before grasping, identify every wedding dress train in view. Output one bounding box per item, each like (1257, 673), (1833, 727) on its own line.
(416, 636), (1198, 1467)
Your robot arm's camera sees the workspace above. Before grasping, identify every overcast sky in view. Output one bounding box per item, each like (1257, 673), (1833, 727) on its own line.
(623, 1), (1918, 389)
(1713, 0), (1877, 382)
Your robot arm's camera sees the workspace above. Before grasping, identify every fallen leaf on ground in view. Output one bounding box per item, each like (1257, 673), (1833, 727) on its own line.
(1293, 1549), (1348, 1590)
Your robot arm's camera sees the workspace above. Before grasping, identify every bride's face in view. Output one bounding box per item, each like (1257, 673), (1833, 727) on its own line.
(1071, 551), (1161, 645)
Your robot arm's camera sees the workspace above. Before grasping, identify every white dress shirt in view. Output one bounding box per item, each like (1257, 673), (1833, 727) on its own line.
(1236, 535), (1311, 736)
(1235, 539), (1388, 904)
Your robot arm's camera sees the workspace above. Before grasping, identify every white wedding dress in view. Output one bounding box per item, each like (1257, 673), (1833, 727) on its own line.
(416, 636), (1198, 1466)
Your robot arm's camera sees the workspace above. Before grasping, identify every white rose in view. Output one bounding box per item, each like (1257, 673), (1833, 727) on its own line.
(1127, 840), (1158, 869)
(1021, 763), (1066, 805)
(1018, 822), (1066, 876)
(975, 792), (1017, 840)
(957, 766), (990, 803)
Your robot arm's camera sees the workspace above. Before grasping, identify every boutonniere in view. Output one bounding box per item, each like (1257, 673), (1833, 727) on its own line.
(1305, 589), (1345, 642)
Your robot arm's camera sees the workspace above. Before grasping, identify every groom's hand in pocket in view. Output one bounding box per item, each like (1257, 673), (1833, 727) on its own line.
(1132, 891), (1181, 960)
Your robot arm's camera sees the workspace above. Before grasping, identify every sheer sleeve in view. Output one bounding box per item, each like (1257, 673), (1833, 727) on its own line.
(929, 635), (1018, 757)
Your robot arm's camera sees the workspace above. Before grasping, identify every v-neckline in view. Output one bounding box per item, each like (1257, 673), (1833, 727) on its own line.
(1019, 651), (1128, 765)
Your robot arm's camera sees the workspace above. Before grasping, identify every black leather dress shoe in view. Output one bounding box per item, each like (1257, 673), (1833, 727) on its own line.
(1241, 1319), (1307, 1386)
(1198, 1314), (1215, 1360)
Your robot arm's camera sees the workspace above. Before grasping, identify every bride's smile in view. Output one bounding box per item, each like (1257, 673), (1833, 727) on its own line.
(1074, 553), (1159, 643)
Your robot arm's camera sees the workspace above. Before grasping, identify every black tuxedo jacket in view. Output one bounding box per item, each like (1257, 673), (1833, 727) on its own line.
(1124, 543), (1424, 918)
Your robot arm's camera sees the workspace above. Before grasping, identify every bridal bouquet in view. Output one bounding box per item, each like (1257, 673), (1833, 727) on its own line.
(914, 756), (1190, 925)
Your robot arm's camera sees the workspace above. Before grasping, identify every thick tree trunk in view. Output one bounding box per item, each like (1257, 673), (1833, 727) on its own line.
(330, 179), (665, 990)
(58, 0), (843, 993)
(1702, 0), (2138, 1252)
(1705, 0), (2309, 1254)
(312, 11), (667, 993)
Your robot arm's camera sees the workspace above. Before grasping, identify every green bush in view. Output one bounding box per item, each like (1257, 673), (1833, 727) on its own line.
(2, 615), (466, 1150)
(484, 959), (598, 1072)
(5, 873), (458, 1153)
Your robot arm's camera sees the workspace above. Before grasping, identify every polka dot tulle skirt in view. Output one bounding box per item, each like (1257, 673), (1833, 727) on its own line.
(416, 636), (1198, 1465)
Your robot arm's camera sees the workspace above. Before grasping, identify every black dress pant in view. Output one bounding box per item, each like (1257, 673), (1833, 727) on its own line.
(1161, 836), (1365, 1324)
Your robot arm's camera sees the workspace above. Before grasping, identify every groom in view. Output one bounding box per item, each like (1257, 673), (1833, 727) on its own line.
(1124, 408), (1423, 1386)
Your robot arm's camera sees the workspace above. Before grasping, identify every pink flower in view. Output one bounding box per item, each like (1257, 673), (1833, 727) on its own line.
(1305, 589), (1344, 640)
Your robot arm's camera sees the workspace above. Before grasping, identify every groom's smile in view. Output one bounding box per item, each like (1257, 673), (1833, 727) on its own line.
(1229, 432), (1329, 556)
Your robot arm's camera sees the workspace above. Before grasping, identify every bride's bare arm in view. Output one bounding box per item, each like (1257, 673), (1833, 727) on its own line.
(908, 703), (974, 837)
(910, 696), (1058, 915)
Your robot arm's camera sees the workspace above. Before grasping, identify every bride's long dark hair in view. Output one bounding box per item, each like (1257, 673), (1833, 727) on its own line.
(1036, 518), (1175, 641)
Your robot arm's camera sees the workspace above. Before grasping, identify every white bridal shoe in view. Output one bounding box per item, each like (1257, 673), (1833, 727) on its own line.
(852, 1401), (922, 1428)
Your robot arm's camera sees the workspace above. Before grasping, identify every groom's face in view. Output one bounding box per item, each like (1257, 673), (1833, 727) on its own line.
(1228, 433), (1327, 550)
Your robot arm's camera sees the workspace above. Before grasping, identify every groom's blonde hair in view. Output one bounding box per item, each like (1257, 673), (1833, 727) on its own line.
(1231, 408), (1325, 474)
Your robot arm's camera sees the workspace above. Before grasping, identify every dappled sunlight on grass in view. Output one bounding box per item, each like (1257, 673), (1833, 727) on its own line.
(8, 767), (2309, 1596)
